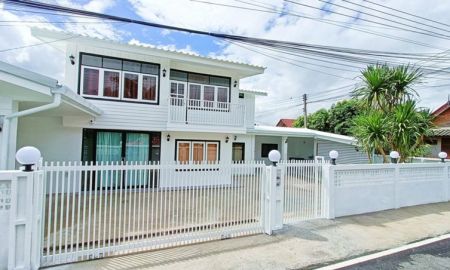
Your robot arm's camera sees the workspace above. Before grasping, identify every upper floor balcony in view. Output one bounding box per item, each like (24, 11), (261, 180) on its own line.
(167, 97), (246, 132)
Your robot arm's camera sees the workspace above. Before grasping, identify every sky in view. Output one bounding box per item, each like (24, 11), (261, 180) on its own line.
(1, 0), (450, 125)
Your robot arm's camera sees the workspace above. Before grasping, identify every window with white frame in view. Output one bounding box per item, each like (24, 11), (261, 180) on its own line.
(169, 69), (230, 110)
(176, 140), (219, 163)
(80, 54), (159, 103)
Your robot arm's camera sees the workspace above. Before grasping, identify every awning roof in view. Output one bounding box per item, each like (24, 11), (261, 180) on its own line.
(430, 128), (450, 137)
(0, 60), (102, 117)
(248, 125), (357, 145)
(239, 88), (268, 96)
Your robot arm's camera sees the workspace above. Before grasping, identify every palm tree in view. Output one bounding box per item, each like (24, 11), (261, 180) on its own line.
(353, 64), (422, 112)
(351, 111), (389, 163)
(389, 101), (434, 162)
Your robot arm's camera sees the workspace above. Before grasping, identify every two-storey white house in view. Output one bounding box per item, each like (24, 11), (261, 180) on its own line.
(0, 29), (368, 174)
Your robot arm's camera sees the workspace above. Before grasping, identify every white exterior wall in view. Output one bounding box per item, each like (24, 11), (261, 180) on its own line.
(63, 42), (252, 132)
(317, 139), (369, 164)
(17, 116), (82, 163)
(160, 131), (232, 163)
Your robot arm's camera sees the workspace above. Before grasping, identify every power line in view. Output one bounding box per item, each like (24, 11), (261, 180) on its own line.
(316, 0), (450, 38)
(361, 0), (450, 28)
(341, 0), (450, 32)
(285, 0), (450, 40)
(196, 0), (444, 50)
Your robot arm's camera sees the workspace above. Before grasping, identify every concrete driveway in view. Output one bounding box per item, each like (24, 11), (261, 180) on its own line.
(48, 202), (450, 270)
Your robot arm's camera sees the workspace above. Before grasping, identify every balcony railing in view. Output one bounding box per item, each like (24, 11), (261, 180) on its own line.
(168, 97), (246, 128)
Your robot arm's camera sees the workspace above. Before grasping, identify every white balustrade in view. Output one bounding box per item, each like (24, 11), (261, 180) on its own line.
(168, 97), (246, 127)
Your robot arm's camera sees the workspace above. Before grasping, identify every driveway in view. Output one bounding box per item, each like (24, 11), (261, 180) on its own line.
(48, 202), (450, 270)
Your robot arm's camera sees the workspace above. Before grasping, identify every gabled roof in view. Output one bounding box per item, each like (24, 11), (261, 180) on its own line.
(276, 119), (295, 127)
(432, 101), (450, 117)
(31, 28), (265, 77)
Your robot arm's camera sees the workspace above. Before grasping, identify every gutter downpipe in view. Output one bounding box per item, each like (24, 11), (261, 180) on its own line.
(0, 93), (62, 170)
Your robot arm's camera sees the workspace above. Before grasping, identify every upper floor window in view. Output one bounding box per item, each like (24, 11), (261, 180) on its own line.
(169, 69), (231, 109)
(80, 54), (159, 104)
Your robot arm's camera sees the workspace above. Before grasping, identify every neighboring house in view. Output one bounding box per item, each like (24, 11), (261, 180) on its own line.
(276, 118), (295, 127)
(0, 28), (367, 173)
(428, 101), (450, 157)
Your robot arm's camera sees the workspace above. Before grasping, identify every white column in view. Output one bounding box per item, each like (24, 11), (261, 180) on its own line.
(281, 136), (288, 161)
(0, 98), (18, 170)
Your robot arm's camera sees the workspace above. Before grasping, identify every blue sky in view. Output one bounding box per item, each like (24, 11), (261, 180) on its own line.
(1, 0), (450, 124)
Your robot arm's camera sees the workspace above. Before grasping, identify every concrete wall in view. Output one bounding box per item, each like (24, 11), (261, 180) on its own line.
(328, 163), (450, 218)
(17, 116), (83, 163)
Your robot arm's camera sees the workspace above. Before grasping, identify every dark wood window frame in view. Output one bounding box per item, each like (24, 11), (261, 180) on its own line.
(78, 52), (161, 105)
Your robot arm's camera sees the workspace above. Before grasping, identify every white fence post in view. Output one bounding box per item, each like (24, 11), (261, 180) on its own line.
(3, 170), (43, 270)
(394, 165), (400, 209)
(322, 164), (335, 219)
(263, 164), (284, 235)
(443, 163), (449, 202)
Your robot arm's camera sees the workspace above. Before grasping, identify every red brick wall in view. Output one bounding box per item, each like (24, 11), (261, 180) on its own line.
(434, 109), (450, 127)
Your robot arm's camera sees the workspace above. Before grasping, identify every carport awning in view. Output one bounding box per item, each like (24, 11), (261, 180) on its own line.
(249, 125), (357, 145)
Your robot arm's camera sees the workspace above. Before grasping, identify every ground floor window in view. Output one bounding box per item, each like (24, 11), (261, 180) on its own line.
(175, 140), (220, 163)
(82, 129), (160, 163)
(232, 142), (245, 162)
(261, 143), (278, 158)
(82, 129), (161, 189)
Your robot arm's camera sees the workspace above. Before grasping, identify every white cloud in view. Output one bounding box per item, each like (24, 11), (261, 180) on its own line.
(1, 0), (450, 127)
(129, 0), (450, 125)
(0, 0), (123, 83)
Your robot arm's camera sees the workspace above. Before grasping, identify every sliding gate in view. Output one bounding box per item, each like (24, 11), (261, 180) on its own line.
(280, 160), (327, 224)
(40, 161), (266, 267)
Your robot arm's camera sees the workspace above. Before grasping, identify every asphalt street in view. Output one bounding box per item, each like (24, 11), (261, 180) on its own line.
(341, 238), (450, 270)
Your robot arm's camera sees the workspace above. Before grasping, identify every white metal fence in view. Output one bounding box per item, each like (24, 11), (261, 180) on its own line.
(280, 160), (327, 224)
(2, 159), (450, 269)
(40, 161), (266, 267)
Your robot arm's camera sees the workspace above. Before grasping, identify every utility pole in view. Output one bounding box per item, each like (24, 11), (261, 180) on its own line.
(303, 94), (307, 128)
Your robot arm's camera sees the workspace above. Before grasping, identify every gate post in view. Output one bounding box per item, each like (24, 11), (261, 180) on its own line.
(264, 158), (284, 235)
(5, 170), (44, 270)
(322, 164), (335, 219)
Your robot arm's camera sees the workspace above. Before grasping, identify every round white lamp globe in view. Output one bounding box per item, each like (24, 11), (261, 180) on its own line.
(438, 152), (447, 159)
(329, 150), (339, 159)
(268, 149), (281, 164)
(389, 151), (400, 159)
(15, 146), (41, 171)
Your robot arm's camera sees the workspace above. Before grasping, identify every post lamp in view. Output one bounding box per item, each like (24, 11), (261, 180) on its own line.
(15, 146), (41, 172)
(329, 150), (339, 165)
(390, 151), (400, 164)
(438, 152), (447, 163)
(268, 149), (281, 166)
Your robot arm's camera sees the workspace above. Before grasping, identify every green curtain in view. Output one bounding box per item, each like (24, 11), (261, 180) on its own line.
(96, 132), (122, 188)
(125, 133), (150, 186)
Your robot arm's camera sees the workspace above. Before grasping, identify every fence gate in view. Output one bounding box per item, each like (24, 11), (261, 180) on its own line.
(39, 161), (266, 267)
(280, 160), (326, 224)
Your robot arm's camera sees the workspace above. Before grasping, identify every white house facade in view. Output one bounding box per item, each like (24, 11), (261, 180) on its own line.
(0, 28), (367, 173)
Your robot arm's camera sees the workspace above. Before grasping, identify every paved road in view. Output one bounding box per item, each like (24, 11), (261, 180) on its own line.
(342, 238), (450, 270)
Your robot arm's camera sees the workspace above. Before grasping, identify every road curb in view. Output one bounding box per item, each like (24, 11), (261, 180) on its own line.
(316, 233), (450, 270)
